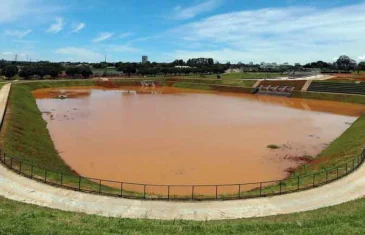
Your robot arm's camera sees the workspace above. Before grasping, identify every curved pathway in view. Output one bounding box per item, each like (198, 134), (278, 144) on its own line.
(1, 83), (365, 221)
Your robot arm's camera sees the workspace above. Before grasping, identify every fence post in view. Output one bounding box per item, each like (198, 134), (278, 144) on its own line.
(19, 161), (22, 173)
(313, 174), (315, 187)
(78, 176), (81, 191)
(44, 170), (47, 182)
(143, 185), (146, 199)
(346, 163), (348, 174)
(10, 157), (12, 168)
(216, 186), (218, 200)
(168, 186), (170, 200)
(238, 185), (241, 199)
(120, 183), (123, 197)
(297, 177), (300, 191)
(326, 171), (328, 182)
(192, 186), (194, 200)
(280, 181), (282, 194)
(353, 159), (355, 171)
(60, 173), (63, 186)
(99, 180), (102, 194)
(337, 167), (339, 179)
(31, 165), (33, 179)
(260, 182), (262, 196)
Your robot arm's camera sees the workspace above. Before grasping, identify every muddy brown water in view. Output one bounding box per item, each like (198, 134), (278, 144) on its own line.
(32, 86), (365, 196)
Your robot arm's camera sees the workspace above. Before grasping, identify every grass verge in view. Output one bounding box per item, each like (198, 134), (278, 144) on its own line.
(2, 194), (365, 234)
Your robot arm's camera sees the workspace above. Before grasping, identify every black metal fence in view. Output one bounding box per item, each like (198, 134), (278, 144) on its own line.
(0, 148), (364, 201)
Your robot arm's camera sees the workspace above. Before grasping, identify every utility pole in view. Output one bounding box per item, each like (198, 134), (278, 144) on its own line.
(14, 54), (18, 62)
(104, 55), (107, 76)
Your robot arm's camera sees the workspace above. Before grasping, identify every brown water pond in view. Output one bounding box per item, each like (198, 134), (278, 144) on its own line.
(32, 86), (365, 191)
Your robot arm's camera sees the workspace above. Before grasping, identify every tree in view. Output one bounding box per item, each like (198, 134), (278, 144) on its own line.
(1, 65), (18, 78)
(66, 67), (79, 78)
(19, 66), (35, 80)
(0, 60), (7, 70)
(33, 65), (47, 79)
(335, 55), (357, 71)
(48, 66), (62, 78)
(79, 66), (93, 78)
(357, 62), (365, 74)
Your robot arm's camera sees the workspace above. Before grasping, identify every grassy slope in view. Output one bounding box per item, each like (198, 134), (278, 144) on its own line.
(185, 72), (281, 80)
(2, 80), (365, 233)
(1, 194), (365, 234)
(293, 91), (365, 105)
(294, 113), (365, 175)
(2, 81), (105, 172)
(3, 80), (365, 179)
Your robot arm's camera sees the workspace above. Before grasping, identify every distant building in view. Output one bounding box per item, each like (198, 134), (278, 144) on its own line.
(142, 56), (148, 64)
(175, 66), (191, 68)
(260, 63), (277, 69)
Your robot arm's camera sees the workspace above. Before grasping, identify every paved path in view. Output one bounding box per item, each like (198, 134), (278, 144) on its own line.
(1, 83), (365, 221)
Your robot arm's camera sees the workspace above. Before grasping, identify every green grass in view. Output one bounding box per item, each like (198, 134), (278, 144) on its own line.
(2, 194), (365, 234)
(2, 80), (365, 195)
(2, 84), (72, 173)
(292, 91), (365, 105)
(172, 82), (255, 94)
(167, 78), (257, 87)
(2, 80), (365, 233)
(185, 72), (281, 80)
(296, 112), (365, 174)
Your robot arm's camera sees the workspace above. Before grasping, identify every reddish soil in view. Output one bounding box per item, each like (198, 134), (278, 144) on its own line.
(329, 73), (365, 81)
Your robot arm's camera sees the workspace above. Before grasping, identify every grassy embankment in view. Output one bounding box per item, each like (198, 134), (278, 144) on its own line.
(185, 72), (281, 80)
(1, 79), (365, 233)
(2, 192), (365, 234)
(2, 79), (365, 198)
(1, 80), (159, 197)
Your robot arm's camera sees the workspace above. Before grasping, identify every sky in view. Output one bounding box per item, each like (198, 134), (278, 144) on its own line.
(0, 0), (365, 64)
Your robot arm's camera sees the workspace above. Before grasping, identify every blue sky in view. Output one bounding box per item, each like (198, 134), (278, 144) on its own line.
(1, 0), (365, 64)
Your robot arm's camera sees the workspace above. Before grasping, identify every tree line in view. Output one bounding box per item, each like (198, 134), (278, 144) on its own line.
(0, 55), (364, 79)
(0, 61), (93, 80)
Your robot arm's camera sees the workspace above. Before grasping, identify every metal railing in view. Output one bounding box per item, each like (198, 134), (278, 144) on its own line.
(0, 148), (364, 201)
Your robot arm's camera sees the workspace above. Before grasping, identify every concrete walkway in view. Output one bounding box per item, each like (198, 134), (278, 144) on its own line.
(1, 83), (365, 221)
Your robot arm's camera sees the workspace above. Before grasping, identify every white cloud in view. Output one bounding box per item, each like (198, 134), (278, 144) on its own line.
(103, 44), (140, 53)
(4, 29), (32, 38)
(173, 0), (221, 20)
(359, 55), (365, 61)
(53, 47), (103, 62)
(119, 32), (133, 39)
(170, 2), (365, 63)
(71, 22), (85, 33)
(1, 52), (13, 56)
(92, 32), (114, 43)
(47, 17), (64, 33)
(0, 0), (63, 24)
